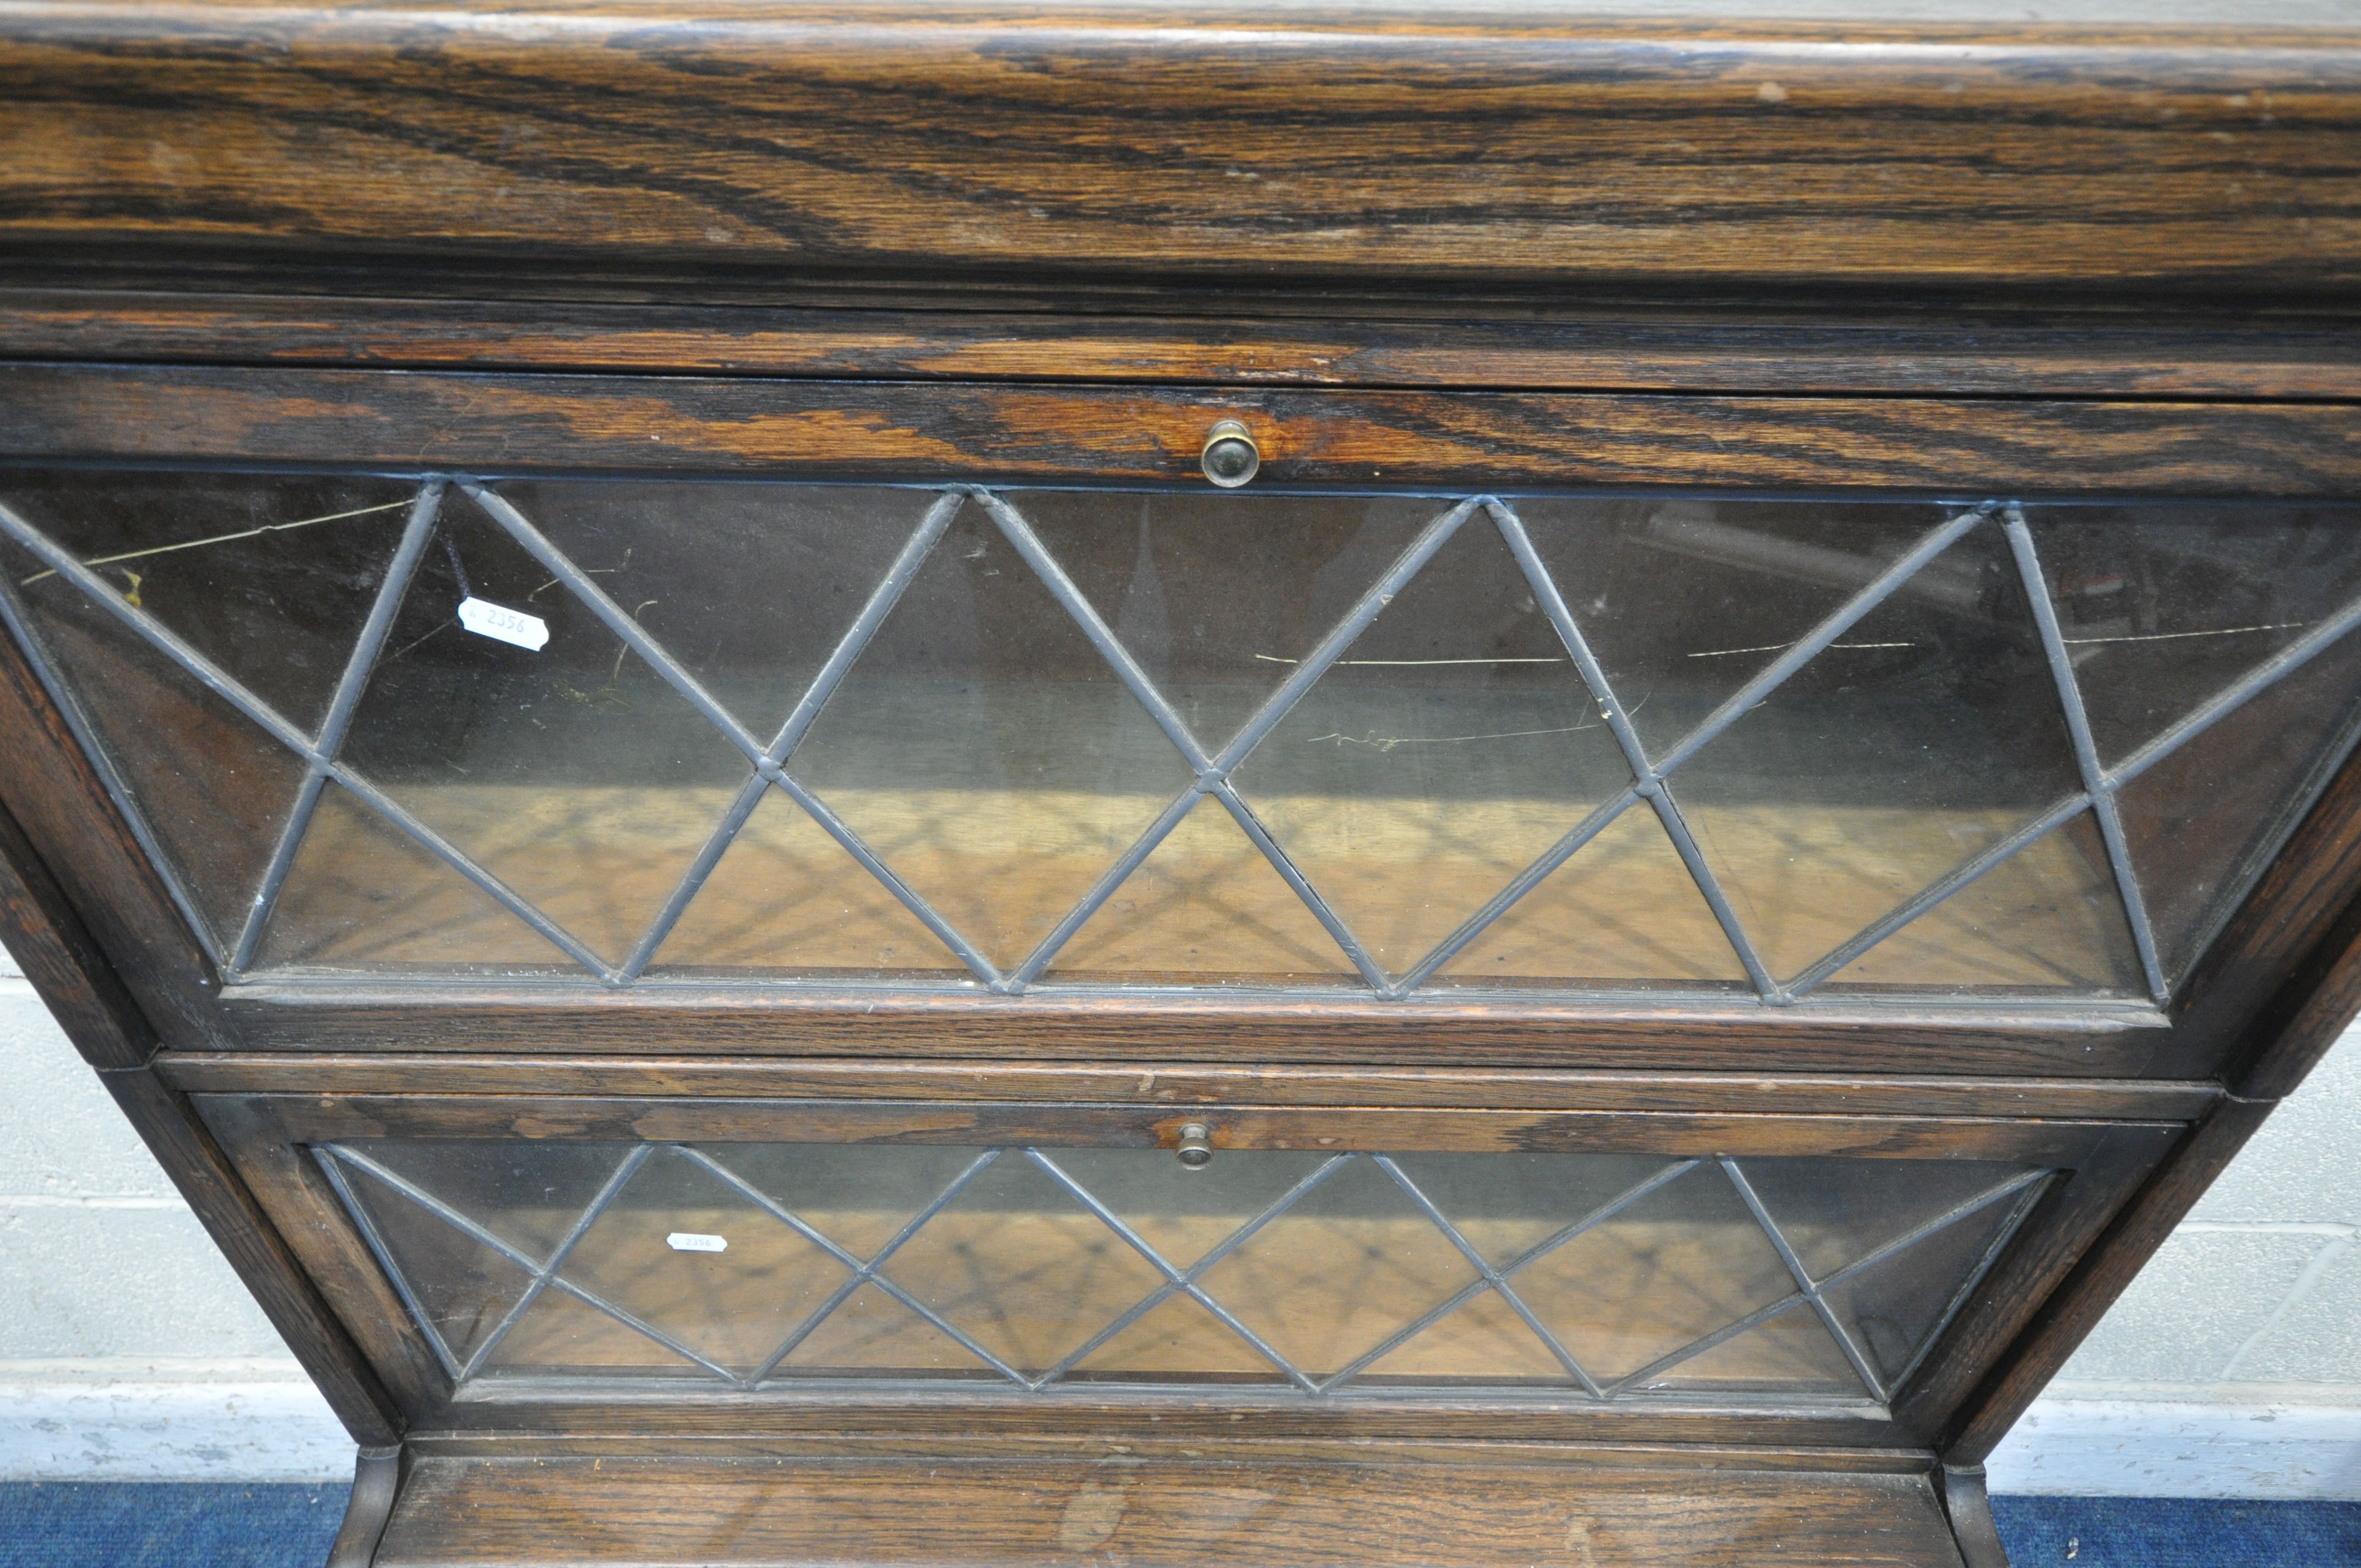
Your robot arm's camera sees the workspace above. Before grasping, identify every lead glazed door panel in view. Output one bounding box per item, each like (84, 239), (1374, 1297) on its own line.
(4, 7), (2361, 1565)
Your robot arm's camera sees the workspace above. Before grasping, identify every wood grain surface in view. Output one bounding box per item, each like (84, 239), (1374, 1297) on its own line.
(0, 796), (152, 1070)
(6, 364), (2361, 494)
(211, 1091), (2171, 1161)
(367, 1451), (1966, 1567)
(2164, 742), (2361, 1081)
(1, 3), (2358, 300)
(5, 290), (2360, 400)
(91, 1064), (409, 1444)
(214, 981), (2173, 1077)
(154, 1052), (2223, 1120)
(0, 590), (232, 1051)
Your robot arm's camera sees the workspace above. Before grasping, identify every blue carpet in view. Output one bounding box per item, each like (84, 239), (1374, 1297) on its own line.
(1, 1483), (2357, 1564)
(1993, 1497), (2358, 1566)
(0, 1482), (348, 1567)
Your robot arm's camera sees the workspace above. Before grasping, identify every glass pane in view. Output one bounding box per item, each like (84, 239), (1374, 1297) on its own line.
(2, 471), (420, 734)
(337, 488), (754, 968)
(645, 785), (969, 979)
(8, 472), (2354, 1003)
(257, 782), (585, 974)
(787, 504), (1195, 972)
(1431, 807), (1749, 990)
(1821, 1194), (2026, 1389)
(335, 1157), (536, 1369)
(1021, 492), (1441, 757)
(2117, 633), (2361, 984)
(1730, 1157), (2032, 1282)
(1627, 1305), (1865, 1397)
(1386, 1152), (1684, 1268)
(773, 1283), (995, 1379)
(1232, 508), (1635, 977)
(556, 1147), (851, 1375)
(4, 534), (309, 954)
(1517, 497), (1970, 761)
(490, 1282), (705, 1378)
(1358, 1288), (1568, 1386)
(879, 1153), (1169, 1375)
(328, 1140), (2043, 1404)
(1660, 518), (2084, 984)
(340, 1140), (628, 1262)
(1042, 1148), (1336, 1272)
(1045, 794), (1357, 984)
(1065, 1291), (1290, 1384)
(497, 481), (943, 740)
(1510, 1161), (1798, 1385)
(2025, 503), (2361, 765)
(697, 1144), (991, 1262)
(1823, 811), (2142, 994)
(1192, 1156), (1481, 1378)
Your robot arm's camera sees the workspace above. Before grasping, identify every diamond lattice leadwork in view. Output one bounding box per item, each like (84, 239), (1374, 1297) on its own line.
(6, 475), (2360, 1003)
(319, 1140), (2048, 1406)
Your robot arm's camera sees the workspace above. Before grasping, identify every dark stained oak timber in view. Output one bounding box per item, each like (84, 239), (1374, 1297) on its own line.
(2232, 889), (2361, 1102)
(205, 1092), (2177, 1163)
(0, 589), (231, 1052)
(2166, 743), (2361, 1084)
(214, 982), (2174, 1079)
(7, 364), (2361, 494)
(1939, 1467), (2011, 1568)
(154, 1052), (2224, 1121)
(366, 1451), (1969, 1568)
(325, 1446), (403, 1568)
(92, 1066), (406, 1445)
(1944, 875), (2361, 1463)
(8, 4), (2361, 1536)
(203, 1095), (463, 1420)
(0, 796), (152, 1070)
(3, 4), (2361, 302)
(1940, 1100), (2258, 1466)
(397, 1434), (1940, 1475)
(1887, 1123), (2169, 1446)
(415, 1396), (1906, 1450)
(396, 1435), (1936, 1473)
(4, 289), (2361, 400)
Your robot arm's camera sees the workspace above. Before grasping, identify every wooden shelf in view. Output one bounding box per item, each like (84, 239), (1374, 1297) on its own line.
(366, 1447), (1974, 1568)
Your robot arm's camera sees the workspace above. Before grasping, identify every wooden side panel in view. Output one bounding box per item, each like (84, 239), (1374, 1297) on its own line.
(0, 584), (229, 1050)
(1890, 1123), (2176, 1446)
(5, 364), (2360, 494)
(0, 796), (151, 1069)
(1941, 1098), (2268, 1464)
(1, 3), (2358, 297)
(0, 640), (400, 1442)
(1944, 886), (2361, 1461)
(2167, 747), (2361, 1082)
(91, 1066), (406, 1445)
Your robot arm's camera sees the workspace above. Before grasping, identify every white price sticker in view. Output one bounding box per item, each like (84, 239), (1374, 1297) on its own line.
(666, 1232), (728, 1254)
(457, 597), (550, 651)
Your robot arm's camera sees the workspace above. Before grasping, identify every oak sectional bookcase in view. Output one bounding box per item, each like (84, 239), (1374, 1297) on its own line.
(2, 4), (2360, 1565)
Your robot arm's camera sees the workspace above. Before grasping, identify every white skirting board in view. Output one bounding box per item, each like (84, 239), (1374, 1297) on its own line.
(3, 1379), (2359, 1495)
(0, 1371), (351, 1482)
(1986, 1400), (2361, 1500)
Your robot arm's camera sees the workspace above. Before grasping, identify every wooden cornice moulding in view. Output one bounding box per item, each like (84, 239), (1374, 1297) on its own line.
(1, 2), (2359, 298)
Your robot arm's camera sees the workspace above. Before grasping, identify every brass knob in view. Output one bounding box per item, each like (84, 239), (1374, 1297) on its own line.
(1175, 1123), (1214, 1169)
(1200, 421), (1260, 488)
